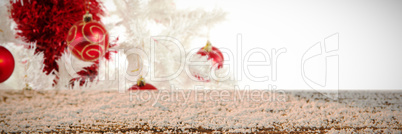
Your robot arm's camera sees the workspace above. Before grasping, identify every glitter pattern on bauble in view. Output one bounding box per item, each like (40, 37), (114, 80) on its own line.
(66, 13), (109, 61)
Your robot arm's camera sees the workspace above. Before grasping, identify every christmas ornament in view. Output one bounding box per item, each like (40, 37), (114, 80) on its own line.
(10, 0), (105, 74)
(196, 41), (224, 69)
(194, 41), (224, 81)
(128, 76), (157, 90)
(0, 46), (15, 83)
(67, 12), (109, 61)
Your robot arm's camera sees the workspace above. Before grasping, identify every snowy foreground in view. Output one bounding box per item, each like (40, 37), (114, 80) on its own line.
(0, 90), (400, 133)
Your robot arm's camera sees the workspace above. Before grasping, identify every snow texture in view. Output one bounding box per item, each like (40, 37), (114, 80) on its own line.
(0, 90), (400, 133)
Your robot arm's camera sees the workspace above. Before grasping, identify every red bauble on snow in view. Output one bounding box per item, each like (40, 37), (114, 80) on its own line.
(0, 46), (15, 83)
(66, 13), (109, 61)
(196, 41), (224, 69)
(128, 76), (157, 90)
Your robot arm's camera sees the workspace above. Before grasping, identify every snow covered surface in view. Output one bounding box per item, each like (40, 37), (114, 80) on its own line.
(0, 90), (400, 133)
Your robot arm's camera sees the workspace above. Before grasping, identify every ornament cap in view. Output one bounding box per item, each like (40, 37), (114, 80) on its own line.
(203, 41), (212, 52)
(137, 76), (146, 87)
(83, 11), (93, 22)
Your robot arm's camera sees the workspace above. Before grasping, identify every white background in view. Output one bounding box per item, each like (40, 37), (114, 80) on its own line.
(176, 0), (402, 90)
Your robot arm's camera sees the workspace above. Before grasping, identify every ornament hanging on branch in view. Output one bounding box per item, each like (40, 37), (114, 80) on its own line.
(194, 41), (224, 82)
(9, 0), (105, 74)
(128, 76), (157, 90)
(67, 12), (109, 61)
(197, 41), (224, 69)
(0, 46), (14, 83)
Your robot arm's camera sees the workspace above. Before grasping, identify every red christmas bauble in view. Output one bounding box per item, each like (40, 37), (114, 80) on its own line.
(66, 15), (109, 61)
(196, 41), (224, 69)
(194, 41), (224, 82)
(129, 84), (157, 90)
(128, 77), (157, 90)
(0, 46), (15, 83)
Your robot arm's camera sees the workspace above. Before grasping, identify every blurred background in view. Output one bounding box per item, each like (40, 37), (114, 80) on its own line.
(171, 0), (402, 90)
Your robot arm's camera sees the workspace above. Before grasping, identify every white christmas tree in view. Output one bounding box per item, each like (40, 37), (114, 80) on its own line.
(0, 0), (236, 90)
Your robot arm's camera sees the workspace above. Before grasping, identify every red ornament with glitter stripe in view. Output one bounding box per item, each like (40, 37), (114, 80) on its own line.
(194, 41), (224, 82)
(196, 41), (224, 69)
(66, 13), (109, 61)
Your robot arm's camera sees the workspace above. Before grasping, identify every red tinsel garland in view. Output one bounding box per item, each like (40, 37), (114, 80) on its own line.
(69, 62), (99, 87)
(9, 0), (105, 74)
(69, 48), (117, 87)
(69, 39), (118, 87)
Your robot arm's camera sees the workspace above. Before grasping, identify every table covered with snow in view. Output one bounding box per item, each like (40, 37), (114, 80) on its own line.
(0, 90), (400, 133)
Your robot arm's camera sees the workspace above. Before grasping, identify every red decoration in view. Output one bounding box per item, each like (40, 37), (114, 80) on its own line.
(194, 74), (210, 82)
(66, 13), (109, 61)
(128, 76), (157, 90)
(9, 0), (105, 74)
(0, 46), (15, 83)
(196, 41), (224, 69)
(69, 62), (99, 87)
(68, 36), (117, 87)
(194, 41), (224, 81)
